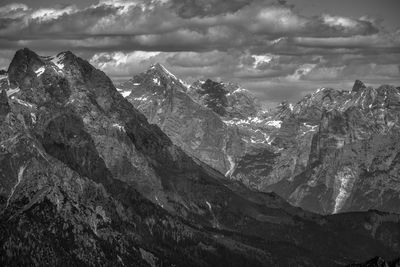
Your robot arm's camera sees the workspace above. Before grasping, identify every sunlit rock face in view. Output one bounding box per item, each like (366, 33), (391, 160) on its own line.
(121, 67), (400, 215)
(266, 83), (400, 214)
(2, 48), (400, 266)
(118, 64), (238, 174)
(119, 64), (276, 177)
(120, 65), (291, 187)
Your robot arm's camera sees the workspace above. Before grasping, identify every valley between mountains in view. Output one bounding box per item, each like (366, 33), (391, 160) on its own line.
(0, 48), (399, 266)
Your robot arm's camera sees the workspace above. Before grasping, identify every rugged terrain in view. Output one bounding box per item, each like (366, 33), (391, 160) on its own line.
(348, 256), (400, 267)
(0, 49), (400, 266)
(120, 65), (400, 215)
(118, 65), (282, 180)
(267, 82), (400, 214)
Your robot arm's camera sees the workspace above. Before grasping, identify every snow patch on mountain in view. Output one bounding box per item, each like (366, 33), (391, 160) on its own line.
(132, 96), (149, 102)
(112, 123), (125, 132)
(153, 77), (160, 86)
(266, 120), (282, 128)
(12, 97), (35, 109)
(300, 123), (318, 136)
(6, 87), (20, 97)
(35, 66), (45, 76)
(117, 88), (131, 98)
(223, 116), (269, 126)
(233, 87), (247, 94)
(159, 64), (177, 80)
(51, 54), (65, 69)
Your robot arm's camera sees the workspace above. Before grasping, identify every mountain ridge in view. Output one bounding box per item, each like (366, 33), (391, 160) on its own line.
(1, 48), (400, 266)
(120, 63), (400, 215)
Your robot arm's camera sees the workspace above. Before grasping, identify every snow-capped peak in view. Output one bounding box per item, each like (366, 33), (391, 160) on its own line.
(148, 63), (189, 89)
(158, 63), (177, 79)
(50, 53), (65, 70)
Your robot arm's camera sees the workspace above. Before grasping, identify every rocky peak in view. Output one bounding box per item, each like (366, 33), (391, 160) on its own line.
(194, 79), (229, 116)
(147, 63), (185, 87)
(7, 48), (44, 89)
(149, 63), (176, 78)
(189, 79), (261, 118)
(351, 79), (367, 93)
(5, 49), (119, 110)
(123, 63), (187, 97)
(53, 51), (103, 84)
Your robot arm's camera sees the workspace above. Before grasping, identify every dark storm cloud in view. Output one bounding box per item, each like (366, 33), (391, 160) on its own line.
(0, 0), (97, 8)
(0, 1), (382, 45)
(0, 0), (399, 106)
(170, 0), (259, 18)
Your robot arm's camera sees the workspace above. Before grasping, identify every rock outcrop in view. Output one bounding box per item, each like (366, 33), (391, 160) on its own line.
(348, 256), (400, 267)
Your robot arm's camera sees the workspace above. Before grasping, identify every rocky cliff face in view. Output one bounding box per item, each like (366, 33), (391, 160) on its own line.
(120, 66), (400, 215)
(119, 66), (282, 182)
(266, 84), (400, 214)
(118, 64), (242, 175)
(1, 49), (400, 266)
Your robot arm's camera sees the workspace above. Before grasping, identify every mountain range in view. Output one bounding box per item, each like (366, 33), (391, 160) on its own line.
(119, 64), (400, 215)
(0, 48), (399, 266)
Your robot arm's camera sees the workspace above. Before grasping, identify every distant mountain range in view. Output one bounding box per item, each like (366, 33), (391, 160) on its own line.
(0, 48), (399, 266)
(119, 64), (400, 215)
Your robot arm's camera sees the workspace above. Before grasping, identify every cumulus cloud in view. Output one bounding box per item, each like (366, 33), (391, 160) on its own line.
(90, 50), (161, 78)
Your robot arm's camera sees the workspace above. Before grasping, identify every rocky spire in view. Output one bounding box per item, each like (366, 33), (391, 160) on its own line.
(7, 48), (44, 89)
(351, 79), (367, 93)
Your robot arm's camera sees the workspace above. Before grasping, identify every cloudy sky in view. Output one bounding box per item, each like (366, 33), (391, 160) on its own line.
(0, 0), (399, 106)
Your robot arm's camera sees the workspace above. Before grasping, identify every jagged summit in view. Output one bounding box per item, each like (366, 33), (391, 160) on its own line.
(4, 48), (117, 109)
(8, 49), (84, 76)
(146, 63), (183, 84)
(188, 78), (260, 118)
(149, 63), (175, 75)
(117, 62), (189, 101)
(352, 79), (367, 92)
(7, 48), (43, 88)
(7, 49), (68, 88)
